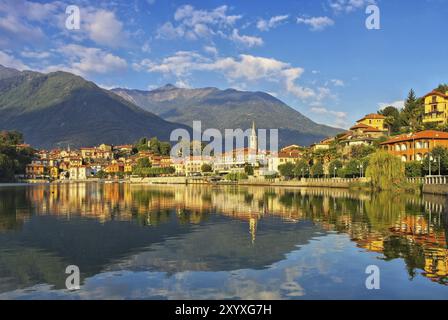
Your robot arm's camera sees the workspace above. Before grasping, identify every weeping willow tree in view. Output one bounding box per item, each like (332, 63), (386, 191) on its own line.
(366, 151), (405, 191)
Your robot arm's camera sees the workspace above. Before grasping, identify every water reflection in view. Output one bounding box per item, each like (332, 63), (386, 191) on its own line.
(0, 183), (447, 299)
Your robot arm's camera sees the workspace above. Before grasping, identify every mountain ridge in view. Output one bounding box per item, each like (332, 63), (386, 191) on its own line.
(112, 84), (342, 146)
(0, 65), (191, 149)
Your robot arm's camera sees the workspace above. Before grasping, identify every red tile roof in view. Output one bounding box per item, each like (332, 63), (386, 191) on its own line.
(357, 113), (386, 122)
(424, 91), (448, 99)
(380, 130), (448, 145)
(350, 123), (382, 132)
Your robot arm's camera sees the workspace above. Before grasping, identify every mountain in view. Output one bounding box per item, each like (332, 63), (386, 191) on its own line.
(112, 84), (343, 147)
(0, 65), (190, 149)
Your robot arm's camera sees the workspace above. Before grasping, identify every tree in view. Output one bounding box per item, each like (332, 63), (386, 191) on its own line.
(311, 161), (324, 178)
(136, 157), (151, 168)
(405, 161), (423, 177)
(134, 137), (149, 152)
(201, 163), (213, 173)
(344, 160), (361, 178)
(0, 131), (34, 182)
(401, 89), (424, 131)
(278, 163), (295, 179)
(149, 137), (161, 154)
(244, 163), (254, 176)
(422, 146), (448, 175)
(350, 145), (376, 159)
(226, 172), (248, 181)
(366, 151), (405, 190)
(328, 160), (343, 177)
(434, 84), (448, 94)
(380, 106), (401, 134)
(159, 142), (171, 156)
(0, 130), (24, 145)
(293, 160), (309, 178)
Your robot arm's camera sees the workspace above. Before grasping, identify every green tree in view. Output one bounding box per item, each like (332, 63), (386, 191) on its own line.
(134, 137), (149, 151)
(311, 161), (324, 178)
(434, 83), (448, 94)
(226, 172), (248, 181)
(350, 145), (376, 159)
(159, 142), (171, 156)
(405, 161), (423, 177)
(278, 162), (295, 179)
(379, 106), (401, 134)
(401, 89), (424, 131)
(201, 163), (213, 173)
(293, 160), (309, 178)
(149, 137), (161, 154)
(366, 151), (406, 190)
(0, 130), (24, 145)
(136, 157), (151, 168)
(344, 160), (361, 178)
(244, 163), (254, 176)
(328, 160), (343, 177)
(422, 146), (448, 175)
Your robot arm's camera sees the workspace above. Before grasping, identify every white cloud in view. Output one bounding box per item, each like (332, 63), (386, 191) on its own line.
(257, 15), (289, 31)
(378, 100), (405, 110)
(84, 9), (128, 47)
(310, 106), (348, 128)
(134, 52), (318, 100)
(329, 0), (376, 13)
(21, 50), (51, 59)
(204, 46), (218, 56)
(0, 50), (29, 70)
(157, 4), (246, 43)
(44, 45), (127, 76)
(141, 41), (151, 53)
(296, 16), (335, 31)
(0, 12), (46, 44)
(229, 29), (263, 48)
(330, 79), (345, 87)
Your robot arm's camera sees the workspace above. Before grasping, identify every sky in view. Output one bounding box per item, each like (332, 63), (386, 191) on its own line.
(0, 0), (447, 129)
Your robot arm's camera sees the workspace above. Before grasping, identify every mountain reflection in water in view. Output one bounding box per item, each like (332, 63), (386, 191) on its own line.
(0, 183), (447, 299)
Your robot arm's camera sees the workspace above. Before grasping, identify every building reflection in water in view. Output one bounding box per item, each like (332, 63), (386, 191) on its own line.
(0, 182), (447, 285)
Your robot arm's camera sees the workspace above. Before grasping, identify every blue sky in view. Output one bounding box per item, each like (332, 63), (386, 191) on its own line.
(0, 0), (447, 129)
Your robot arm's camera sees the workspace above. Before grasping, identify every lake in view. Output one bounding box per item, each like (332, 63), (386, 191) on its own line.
(0, 183), (447, 299)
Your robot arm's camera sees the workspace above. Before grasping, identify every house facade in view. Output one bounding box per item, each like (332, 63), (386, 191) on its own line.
(381, 130), (448, 162)
(422, 91), (448, 126)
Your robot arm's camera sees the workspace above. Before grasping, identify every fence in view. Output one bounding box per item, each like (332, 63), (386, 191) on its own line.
(407, 176), (448, 185)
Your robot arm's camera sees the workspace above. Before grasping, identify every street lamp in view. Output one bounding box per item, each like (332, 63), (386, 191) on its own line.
(428, 153), (437, 176)
(333, 166), (337, 178)
(357, 163), (364, 178)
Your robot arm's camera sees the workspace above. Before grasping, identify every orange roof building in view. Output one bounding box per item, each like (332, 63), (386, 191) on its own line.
(381, 130), (448, 162)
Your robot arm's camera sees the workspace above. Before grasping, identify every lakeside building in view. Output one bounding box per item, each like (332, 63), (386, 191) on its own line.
(267, 145), (303, 173)
(69, 166), (93, 180)
(422, 91), (448, 126)
(380, 130), (448, 162)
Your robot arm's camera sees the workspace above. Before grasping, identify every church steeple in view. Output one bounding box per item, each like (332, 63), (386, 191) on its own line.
(249, 121), (258, 153)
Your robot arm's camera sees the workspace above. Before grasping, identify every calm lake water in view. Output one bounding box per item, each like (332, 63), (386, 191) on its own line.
(0, 183), (447, 300)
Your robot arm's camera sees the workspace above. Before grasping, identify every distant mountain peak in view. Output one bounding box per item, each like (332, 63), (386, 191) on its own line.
(112, 85), (343, 146)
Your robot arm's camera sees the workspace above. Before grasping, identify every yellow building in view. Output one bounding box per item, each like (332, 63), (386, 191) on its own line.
(356, 113), (386, 131)
(423, 91), (448, 125)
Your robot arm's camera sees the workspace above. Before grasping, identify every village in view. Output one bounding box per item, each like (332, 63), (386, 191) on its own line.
(22, 88), (448, 182)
